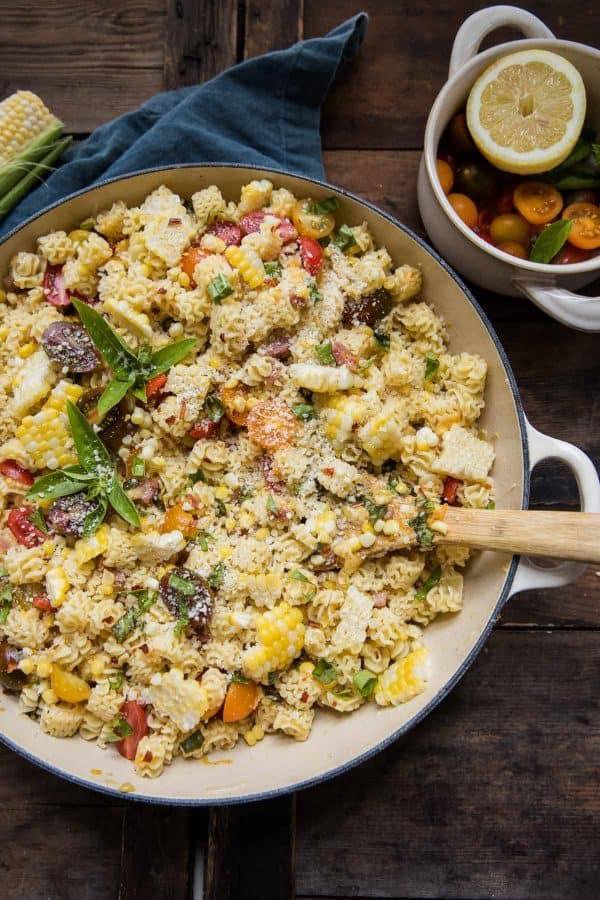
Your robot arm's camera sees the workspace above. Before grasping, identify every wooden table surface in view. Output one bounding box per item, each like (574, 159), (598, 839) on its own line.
(1, 2), (599, 898)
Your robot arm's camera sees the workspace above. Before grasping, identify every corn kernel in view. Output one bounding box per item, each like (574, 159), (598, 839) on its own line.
(243, 724), (265, 747)
(73, 524), (109, 565)
(178, 271), (190, 288)
(41, 688), (58, 706)
(89, 655), (106, 679)
(18, 341), (36, 358)
(299, 661), (315, 674)
(359, 531), (376, 548)
(214, 485), (230, 500)
(255, 527), (270, 541)
(218, 546), (233, 560)
(45, 566), (70, 607)
(36, 658), (52, 678)
(382, 520), (400, 536)
(19, 657), (35, 675)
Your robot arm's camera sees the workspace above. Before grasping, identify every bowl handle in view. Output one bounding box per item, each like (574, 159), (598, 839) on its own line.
(513, 278), (600, 333)
(508, 419), (600, 596)
(449, 5), (555, 77)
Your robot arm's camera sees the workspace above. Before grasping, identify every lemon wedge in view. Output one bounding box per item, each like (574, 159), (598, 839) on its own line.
(466, 49), (586, 175)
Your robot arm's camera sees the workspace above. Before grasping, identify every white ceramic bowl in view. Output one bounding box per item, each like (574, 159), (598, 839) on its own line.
(1, 165), (598, 804)
(418, 5), (600, 331)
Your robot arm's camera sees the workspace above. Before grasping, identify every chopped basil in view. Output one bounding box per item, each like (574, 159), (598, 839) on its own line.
(214, 498), (227, 517)
(409, 510), (435, 549)
(231, 671), (249, 684)
(289, 569), (310, 582)
(373, 330), (390, 351)
(204, 394), (225, 422)
(303, 587), (317, 602)
(360, 496), (388, 521)
(487, 499), (496, 510)
(105, 717), (134, 742)
(315, 341), (335, 365)
(332, 224), (358, 252)
(529, 219), (572, 263)
(264, 261), (282, 279)
(267, 493), (278, 514)
(353, 669), (378, 699)
(112, 590), (157, 642)
(0, 582), (12, 624)
(174, 606), (189, 636)
(267, 671), (279, 686)
(387, 476), (409, 496)
(307, 196), (339, 215)
(238, 484), (254, 500)
(131, 457), (145, 478)
(415, 565), (442, 601)
(108, 673), (124, 691)
(207, 562), (226, 589)
(196, 531), (211, 551)
(0, 567), (8, 578)
(309, 280), (322, 303)
(189, 469), (207, 484)
(208, 273), (234, 304)
(180, 731), (204, 753)
(424, 353), (439, 381)
(292, 403), (315, 421)
(169, 573), (195, 596)
(313, 659), (338, 684)
(28, 507), (48, 534)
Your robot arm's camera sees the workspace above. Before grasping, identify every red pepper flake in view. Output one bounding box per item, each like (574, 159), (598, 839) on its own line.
(165, 415), (176, 426)
(32, 594), (52, 611)
(179, 399), (187, 420)
(168, 218), (182, 226)
(322, 467), (335, 476)
(144, 751), (153, 762)
(140, 643), (149, 654)
(300, 690), (309, 704)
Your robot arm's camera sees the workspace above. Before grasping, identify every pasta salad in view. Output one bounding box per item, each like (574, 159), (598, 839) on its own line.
(0, 179), (495, 777)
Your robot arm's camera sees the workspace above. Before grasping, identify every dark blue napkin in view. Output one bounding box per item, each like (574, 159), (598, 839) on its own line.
(1, 14), (367, 237)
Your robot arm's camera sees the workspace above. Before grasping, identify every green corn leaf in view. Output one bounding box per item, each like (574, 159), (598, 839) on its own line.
(72, 299), (139, 380)
(108, 479), (140, 529)
(97, 376), (134, 418)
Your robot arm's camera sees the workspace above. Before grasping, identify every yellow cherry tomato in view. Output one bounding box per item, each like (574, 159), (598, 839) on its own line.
(490, 213), (530, 245)
(448, 193), (478, 228)
(292, 199), (335, 239)
(513, 182), (563, 225)
(50, 665), (91, 703)
(497, 241), (527, 259)
(436, 159), (454, 194)
(562, 202), (600, 250)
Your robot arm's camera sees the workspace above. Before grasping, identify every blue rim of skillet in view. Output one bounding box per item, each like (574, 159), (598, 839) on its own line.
(0, 163), (530, 805)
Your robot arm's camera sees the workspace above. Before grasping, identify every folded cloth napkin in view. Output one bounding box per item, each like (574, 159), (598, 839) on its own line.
(0, 13), (367, 237)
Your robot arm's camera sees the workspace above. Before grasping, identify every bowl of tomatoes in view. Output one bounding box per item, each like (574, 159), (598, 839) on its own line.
(417, 6), (600, 331)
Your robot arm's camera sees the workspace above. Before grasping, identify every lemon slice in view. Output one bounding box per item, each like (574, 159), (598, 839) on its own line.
(466, 49), (586, 175)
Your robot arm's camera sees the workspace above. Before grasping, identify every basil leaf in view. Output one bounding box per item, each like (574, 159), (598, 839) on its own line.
(72, 298), (139, 380)
(130, 382), (148, 403)
(208, 273), (234, 304)
(424, 353), (439, 381)
(231, 671), (249, 684)
(81, 495), (108, 537)
(313, 659), (338, 685)
(169, 573), (195, 596)
(549, 138), (591, 176)
(360, 496), (388, 521)
(353, 669), (378, 699)
(66, 400), (113, 478)
(315, 341), (335, 365)
(409, 511), (435, 548)
(28, 507), (48, 534)
(529, 219), (572, 263)
(26, 471), (86, 501)
(550, 174), (600, 190)
(267, 493), (278, 514)
(415, 565), (442, 601)
(264, 261), (282, 279)
(108, 479), (141, 529)
(214, 498), (227, 517)
(174, 607), (189, 635)
(204, 395), (225, 422)
(332, 224), (357, 252)
(373, 330), (390, 351)
(105, 717), (134, 742)
(109, 673), (124, 691)
(309, 280), (322, 304)
(61, 465), (98, 482)
(291, 403), (314, 421)
(207, 562), (226, 589)
(307, 196), (339, 215)
(289, 569), (310, 582)
(180, 731), (203, 754)
(592, 144), (600, 163)
(97, 376), (134, 418)
(189, 469), (207, 484)
(148, 338), (197, 378)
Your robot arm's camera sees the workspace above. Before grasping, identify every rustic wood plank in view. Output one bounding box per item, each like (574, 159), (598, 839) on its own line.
(0, 1), (165, 134)
(307, 0), (600, 149)
(205, 795), (296, 900)
(164, 0), (240, 90)
(0, 805), (123, 899)
(243, 0), (304, 58)
(296, 630), (600, 899)
(119, 805), (200, 900)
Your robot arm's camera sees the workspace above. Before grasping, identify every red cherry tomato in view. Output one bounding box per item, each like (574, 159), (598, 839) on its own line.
(7, 507), (46, 548)
(496, 188), (516, 215)
(33, 594), (53, 611)
(206, 220), (242, 247)
(43, 265), (70, 307)
(145, 373), (168, 401)
(442, 476), (462, 505)
(298, 236), (323, 275)
(552, 244), (593, 265)
(189, 419), (219, 440)
(239, 211), (266, 234)
(0, 459), (34, 486)
(277, 217), (298, 244)
(116, 701), (148, 761)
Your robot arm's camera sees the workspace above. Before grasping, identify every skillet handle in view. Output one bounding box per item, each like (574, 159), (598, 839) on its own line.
(508, 419), (600, 596)
(449, 6), (555, 77)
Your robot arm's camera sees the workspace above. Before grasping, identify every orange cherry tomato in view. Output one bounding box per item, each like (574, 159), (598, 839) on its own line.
(552, 244), (593, 265)
(222, 681), (260, 723)
(513, 182), (563, 226)
(447, 193), (478, 228)
(220, 384), (250, 427)
(246, 400), (298, 451)
(490, 213), (530, 245)
(161, 502), (196, 537)
(497, 241), (527, 259)
(436, 159), (454, 194)
(181, 247), (208, 282)
(562, 202), (600, 250)
(448, 112), (476, 154)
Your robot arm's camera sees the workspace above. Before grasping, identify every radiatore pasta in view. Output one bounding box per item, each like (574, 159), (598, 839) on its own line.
(0, 179), (495, 778)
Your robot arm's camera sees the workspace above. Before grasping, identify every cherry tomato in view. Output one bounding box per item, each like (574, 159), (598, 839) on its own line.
(454, 161), (496, 203)
(277, 217), (298, 244)
(442, 476), (462, 505)
(189, 419), (219, 440)
(513, 182), (563, 225)
(145, 373), (168, 401)
(206, 220), (242, 247)
(448, 193), (478, 228)
(7, 507), (46, 548)
(436, 159), (454, 194)
(562, 202), (600, 250)
(0, 459), (34, 486)
(116, 701), (148, 761)
(239, 211), (267, 234)
(32, 595), (52, 611)
(292, 200), (335, 239)
(222, 681), (259, 723)
(298, 236), (324, 275)
(496, 187), (516, 215)
(490, 213), (530, 245)
(552, 244), (593, 265)
(564, 189), (597, 207)
(161, 502), (196, 537)
(181, 247), (208, 282)
(247, 400), (298, 451)
(448, 112), (476, 155)
(220, 385), (250, 427)
(497, 241), (528, 259)
(43, 265), (70, 307)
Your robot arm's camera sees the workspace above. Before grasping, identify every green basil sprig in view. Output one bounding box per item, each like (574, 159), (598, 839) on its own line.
(72, 299), (196, 416)
(546, 133), (600, 190)
(529, 219), (573, 264)
(26, 400), (140, 534)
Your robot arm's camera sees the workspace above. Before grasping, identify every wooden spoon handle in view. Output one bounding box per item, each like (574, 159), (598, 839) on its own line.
(439, 508), (600, 563)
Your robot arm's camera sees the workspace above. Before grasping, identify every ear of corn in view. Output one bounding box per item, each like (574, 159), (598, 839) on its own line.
(357, 402), (405, 465)
(243, 602), (305, 682)
(224, 245), (264, 289)
(15, 379), (84, 470)
(374, 645), (428, 706)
